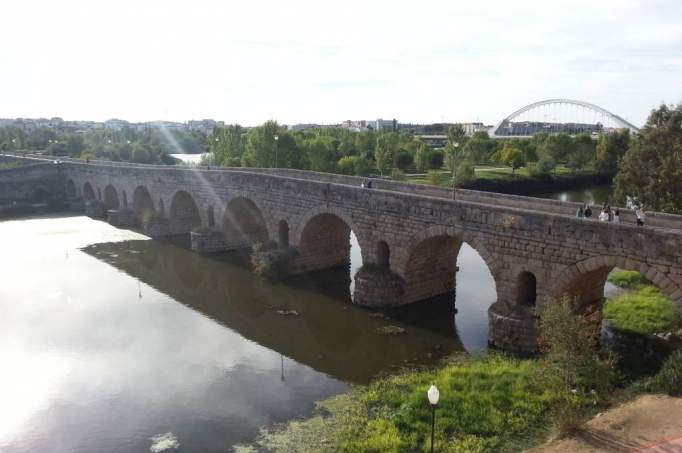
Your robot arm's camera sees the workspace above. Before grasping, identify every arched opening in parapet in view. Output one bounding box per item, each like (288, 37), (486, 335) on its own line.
(297, 213), (363, 297)
(32, 187), (49, 203)
(402, 234), (497, 353)
(122, 190), (128, 208)
(377, 240), (390, 269)
(207, 206), (215, 228)
(517, 271), (537, 306)
(222, 197), (269, 247)
(170, 190), (201, 234)
(83, 182), (95, 201)
(103, 185), (120, 210)
(65, 179), (76, 198)
(133, 186), (155, 223)
(278, 220), (289, 248)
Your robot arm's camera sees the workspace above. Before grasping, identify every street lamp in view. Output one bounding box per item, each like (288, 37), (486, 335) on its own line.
(274, 134), (279, 168)
(427, 384), (439, 453)
(451, 142), (459, 200)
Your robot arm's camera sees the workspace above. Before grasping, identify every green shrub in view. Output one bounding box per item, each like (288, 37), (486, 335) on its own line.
(427, 170), (447, 186)
(651, 349), (682, 396)
(608, 270), (652, 289)
(603, 286), (679, 335)
(390, 168), (406, 181)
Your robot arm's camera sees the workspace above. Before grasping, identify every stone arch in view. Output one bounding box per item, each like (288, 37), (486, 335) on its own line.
(65, 179), (76, 198)
(396, 225), (498, 305)
(159, 198), (165, 217)
(122, 190), (128, 208)
(32, 186), (49, 203)
(516, 271), (537, 306)
(133, 186), (155, 222)
(278, 219), (290, 248)
(170, 190), (201, 233)
(103, 184), (120, 210)
(83, 182), (95, 201)
(291, 209), (366, 276)
(552, 255), (682, 308)
(222, 196), (269, 247)
(97, 187), (102, 201)
(377, 240), (390, 269)
(292, 206), (369, 254)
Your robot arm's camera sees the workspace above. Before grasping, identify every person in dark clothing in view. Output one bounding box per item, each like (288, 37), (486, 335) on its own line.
(584, 205), (592, 218)
(366, 180), (373, 189)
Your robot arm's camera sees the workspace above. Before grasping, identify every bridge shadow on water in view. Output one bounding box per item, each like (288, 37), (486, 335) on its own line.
(82, 238), (470, 384)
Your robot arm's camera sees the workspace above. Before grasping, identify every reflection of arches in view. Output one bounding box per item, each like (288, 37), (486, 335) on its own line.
(377, 240), (390, 268)
(517, 271), (537, 306)
(103, 185), (120, 209)
(552, 256), (682, 307)
(66, 179), (76, 198)
(279, 220), (289, 248)
(133, 186), (155, 221)
(122, 190), (128, 208)
(83, 182), (95, 200)
(173, 252), (203, 289)
(170, 190), (201, 233)
(222, 197), (269, 244)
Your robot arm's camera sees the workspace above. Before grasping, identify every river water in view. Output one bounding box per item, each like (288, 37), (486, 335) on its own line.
(0, 185), (610, 453)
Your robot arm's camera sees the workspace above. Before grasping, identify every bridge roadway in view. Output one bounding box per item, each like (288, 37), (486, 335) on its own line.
(3, 153), (682, 352)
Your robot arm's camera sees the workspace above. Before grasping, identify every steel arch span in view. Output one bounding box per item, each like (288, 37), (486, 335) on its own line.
(491, 99), (641, 136)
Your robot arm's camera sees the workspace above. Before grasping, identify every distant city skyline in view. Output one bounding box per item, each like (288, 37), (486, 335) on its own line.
(1, 0), (680, 127)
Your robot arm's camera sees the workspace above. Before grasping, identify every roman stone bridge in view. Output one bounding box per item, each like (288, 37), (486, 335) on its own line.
(3, 154), (682, 352)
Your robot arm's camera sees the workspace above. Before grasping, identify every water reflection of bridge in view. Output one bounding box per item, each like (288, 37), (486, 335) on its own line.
(84, 239), (463, 384)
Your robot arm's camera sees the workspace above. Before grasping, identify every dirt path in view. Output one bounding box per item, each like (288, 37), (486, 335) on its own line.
(532, 394), (682, 452)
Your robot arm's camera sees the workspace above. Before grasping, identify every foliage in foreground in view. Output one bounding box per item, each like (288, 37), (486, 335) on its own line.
(650, 349), (682, 396)
(603, 286), (679, 336)
(239, 355), (567, 453)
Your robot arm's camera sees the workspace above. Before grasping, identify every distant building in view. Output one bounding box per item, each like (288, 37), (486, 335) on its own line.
(104, 119), (129, 131)
(374, 118), (397, 131)
(460, 122), (488, 136)
(187, 119), (223, 135)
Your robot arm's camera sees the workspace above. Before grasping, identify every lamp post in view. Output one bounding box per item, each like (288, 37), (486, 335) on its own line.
(427, 384), (439, 453)
(451, 142), (459, 200)
(274, 134), (279, 168)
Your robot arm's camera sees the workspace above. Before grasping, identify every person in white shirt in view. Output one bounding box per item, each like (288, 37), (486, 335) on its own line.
(598, 210), (609, 222)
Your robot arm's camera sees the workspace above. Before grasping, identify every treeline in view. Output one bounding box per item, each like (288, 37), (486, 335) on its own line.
(207, 120), (630, 182)
(0, 126), (207, 164)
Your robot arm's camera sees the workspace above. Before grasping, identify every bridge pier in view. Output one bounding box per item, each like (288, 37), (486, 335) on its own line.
(84, 200), (107, 218)
(352, 266), (405, 307)
(488, 302), (538, 353)
(190, 229), (228, 253)
(67, 197), (84, 212)
(107, 209), (136, 228)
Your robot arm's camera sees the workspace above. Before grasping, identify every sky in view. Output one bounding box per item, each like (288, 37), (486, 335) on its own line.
(0, 0), (681, 127)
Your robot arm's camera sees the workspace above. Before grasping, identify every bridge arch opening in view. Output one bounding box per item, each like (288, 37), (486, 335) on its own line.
(170, 190), (201, 234)
(133, 186), (155, 223)
(65, 179), (76, 198)
(207, 206), (215, 228)
(83, 182), (95, 201)
(402, 233), (497, 353)
(97, 187), (102, 201)
(553, 256), (681, 310)
(103, 185), (120, 210)
(278, 220), (289, 248)
(517, 271), (537, 306)
(159, 199), (165, 217)
(222, 197), (269, 247)
(296, 212), (364, 296)
(122, 190), (128, 208)
(377, 240), (390, 269)
(32, 187), (49, 203)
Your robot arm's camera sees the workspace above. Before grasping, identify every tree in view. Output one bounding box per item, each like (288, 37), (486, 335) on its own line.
(595, 129), (630, 176)
(567, 133), (595, 171)
(536, 138), (558, 175)
(375, 132), (398, 175)
(132, 143), (151, 163)
(456, 156), (476, 186)
(445, 124), (467, 174)
(337, 156), (355, 175)
(426, 150), (444, 170)
(500, 144), (525, 174)
(614, 103), (682, 213)
(242, 121), (280, 167)
(414, 141), (429, 172)
(305, 137), (337, 173)
(212, 124), (245, 166)
(394, 150), (413, 171)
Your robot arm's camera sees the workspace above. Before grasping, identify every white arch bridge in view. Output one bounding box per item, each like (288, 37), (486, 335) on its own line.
(491, 99), (641, 137)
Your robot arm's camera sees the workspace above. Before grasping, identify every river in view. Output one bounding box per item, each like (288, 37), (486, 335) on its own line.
(0, 185), (611, 452)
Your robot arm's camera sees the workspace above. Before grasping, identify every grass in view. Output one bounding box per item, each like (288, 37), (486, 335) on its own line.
(406, 164), (583, 187)
(0, 160), (23, 170)
(608, 269), (654, 290)
(603, 286), (679, 335)
(239, 355), (573, 453)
